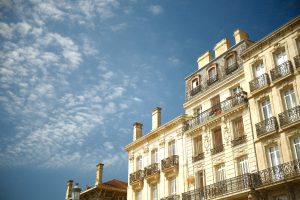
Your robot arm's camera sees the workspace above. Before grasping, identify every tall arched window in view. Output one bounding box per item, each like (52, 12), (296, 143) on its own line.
(136, 156), (142, 171)
(207, 67), (218, 85)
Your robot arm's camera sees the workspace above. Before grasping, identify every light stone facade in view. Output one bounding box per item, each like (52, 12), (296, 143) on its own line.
(125, 16), (300, 200)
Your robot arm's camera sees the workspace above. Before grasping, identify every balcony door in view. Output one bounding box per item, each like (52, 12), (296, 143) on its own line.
(151, 149), (158, 164)
(136, 156), (143, 171)
(151, 185), (158, 200)
(213, 128), (223, 151)
(293, 137), (300, 160)
(168, 140), (176, 157)
(255, 63), (265, 78)
(196, 170), (205, 189)
(275, 49), (288, 66)
(211, 95), (221, 114)
(169, 177), (177, 195)
(261, 100), (272, 120)
(268, 145), (282, 180)
(194, 135), (203, 156)
(283, 88), (297, 110)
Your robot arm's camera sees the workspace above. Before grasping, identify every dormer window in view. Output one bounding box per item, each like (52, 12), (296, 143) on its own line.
(190, 76), (201, 96)
(225, 52), (238, 74)
(192, 78), (199, 89)
(207, 66), (218, 85)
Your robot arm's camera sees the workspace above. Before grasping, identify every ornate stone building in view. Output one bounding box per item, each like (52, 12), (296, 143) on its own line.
(125, 16), (300, 200)
(65, 163), (127, 200)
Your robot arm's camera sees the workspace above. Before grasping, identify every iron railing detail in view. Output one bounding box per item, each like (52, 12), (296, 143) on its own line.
(182, 173), (255, 199)
(190, 85), (202, 96)
(144, 163), (160, 177)
(253, 159), (300, 187)
(226, 63), (238, 74)
(249, 73), (270, 92)
(210, 145), (224, 155)
(255, 117), (278, 137)
(160, 194), (180, 200)
(192, 152), (204, 163)
(129, 170), (144, 184)
(161, 155), (179, 171)
(183, 92), (247, 132)
(231, 135), (247, 147)
(207, 74), (218, 86)
(278, 106), (300, 127)
(294, 55), (300, 69)
(270, 61), (293, 82)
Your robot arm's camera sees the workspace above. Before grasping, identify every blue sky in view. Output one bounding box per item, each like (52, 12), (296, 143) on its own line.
(0, 0), (299, 200)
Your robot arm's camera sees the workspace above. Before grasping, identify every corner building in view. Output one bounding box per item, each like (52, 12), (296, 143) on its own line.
(125, 16), (300, 200)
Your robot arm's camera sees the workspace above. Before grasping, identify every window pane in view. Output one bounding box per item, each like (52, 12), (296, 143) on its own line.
(269, 146), (280, 167)
(294, 137), (300, 160)
(255, 63), (265, 77)
(233, 117), (244, 138)
(275, 49), (287, 66)
(261, 100), (272, 120)
(239, 156), (249, 175)
(284, 89), (297, 110)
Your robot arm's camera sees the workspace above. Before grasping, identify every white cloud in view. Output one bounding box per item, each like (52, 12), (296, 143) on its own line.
(133, 97), (142, 102)
(168, 56), (180, 65)
(148, 5), (163, 15)
(110, 23), (127, 32)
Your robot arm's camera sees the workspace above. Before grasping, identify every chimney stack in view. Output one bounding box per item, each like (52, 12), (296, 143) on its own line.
(95, 163), (104, 186)
(133, 122), (143, 141)
(214, 38), (230, 58)
(233, 29), (248, 44)
(152, 107), (161, 130)
(65, 180), (73, 200)
(197, 51), (212, 69)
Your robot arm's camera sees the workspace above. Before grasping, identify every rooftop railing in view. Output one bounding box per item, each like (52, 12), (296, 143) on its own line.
(249, 73), (270, 92)
(255, 117), (278, 137)
(278, 106), (300, 128)
(161, 155), (179, 171)
(183, 93), (247, 132)
(270, 61), (293, 82)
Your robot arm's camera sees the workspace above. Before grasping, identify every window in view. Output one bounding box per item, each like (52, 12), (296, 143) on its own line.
(212, 127), (223, 148)
(274, 49), (288, 66)
(194, 135), (203, 155)
(239, 156), (249, 175)
(231, 85), (242, 96)
(135, 191), (142, 200)
(255, 62), (265, 78)
(296, 38), (300, 53)
(196, 170), (205, 188)
(261, 99), (272, 120)
(192, 78), (199, 89)
(208, 68), (217, 78)
(151, 149), (158, 164)
(293, 137), (300, 160)
(151, 185), (158, 200)
(169, 177), (177, 195)
(136, 156), (143, 171)
(283, 88), (297, 110)
(211, 95), (221, 114)
(232, 117), (244, 139)
(194, 106), (202, 116)
(168, 140), (176, 156)
(216, 164), (226, 182)
(268, 145), (280, 167)
(227, 55), (235, 67)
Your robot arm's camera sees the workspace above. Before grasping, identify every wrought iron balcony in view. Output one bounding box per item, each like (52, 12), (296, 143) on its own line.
(207, 74), (218, 86)
(278, 106), (300, 128)
(253, 159), (300, 187)
(190, 85), (202, 96)
(183, 93), (248, 132)
(161, 155), (179, 171)
(231, 135), (247, 147)
(144, 163), (160, 178)
(226, 63), (238, 74)
(160, 194), (180, 200)
(129, 170), (144, 185)
(294, 55), (300, 70)
(256, 117), (278, 137)
(210, 144), (224, 155)
(270, 61), (293, 82)
(182, 173), (255, 199)
(249, 73), (270, 92)
(192, 152), (204, 163)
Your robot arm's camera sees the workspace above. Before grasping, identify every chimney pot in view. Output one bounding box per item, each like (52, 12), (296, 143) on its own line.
(214, 38), (230, 58)
(95, 163), (104, 186)
(197, 51), (212, 69)
(152, 107), (161, 130)
(133, 122), (143, 141)
(233, 29), (249, 44)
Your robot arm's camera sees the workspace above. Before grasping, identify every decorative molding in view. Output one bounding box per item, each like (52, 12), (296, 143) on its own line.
(159, 140), (165, 148)
(143, 146), (149, 153)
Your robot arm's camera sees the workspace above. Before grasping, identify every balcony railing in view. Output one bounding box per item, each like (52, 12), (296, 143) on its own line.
(278, 106), (300, 128)
(226, 63), (238, 74)
(129, 170), (144, 184)
(270, 61), (293, 82)
(253, 159), (300, 187)
(294, 55), (300, 69)
(144, 163), (160, 177)
(210, 144), (224, 155)
(160, 194), (180, 200)
(190, 85), (202, 96)
(231, 135), (247, 147)
(183, 93), (248, 132)
(192, 152), (204, 163)
(207, 74), (218, 86)
(256, 117), (278, 137)
(182, 173), (254, 199)
(161, 155), (179, 171)
(249, 73), (270, 92)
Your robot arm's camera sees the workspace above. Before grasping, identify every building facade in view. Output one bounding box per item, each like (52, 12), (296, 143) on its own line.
(125, 16), (300, 200)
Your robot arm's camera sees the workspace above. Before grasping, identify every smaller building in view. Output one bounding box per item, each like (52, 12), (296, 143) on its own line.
(65, 163), (127, 200)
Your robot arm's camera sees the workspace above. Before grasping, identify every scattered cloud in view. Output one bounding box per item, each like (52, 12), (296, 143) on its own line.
(110, 23), (127, 32)
(148, 5), (163, 15)
(168, 56), (181, 65)
(133, 97), (143, 102)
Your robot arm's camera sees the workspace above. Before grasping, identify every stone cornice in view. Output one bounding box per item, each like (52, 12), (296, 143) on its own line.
(241, 15), (300, 61)
(124, 115), (187, 151)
